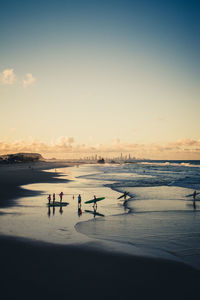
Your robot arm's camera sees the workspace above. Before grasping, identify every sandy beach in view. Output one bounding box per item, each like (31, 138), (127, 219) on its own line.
(0, 162), (200, 299)
(1, 235), (200, 300)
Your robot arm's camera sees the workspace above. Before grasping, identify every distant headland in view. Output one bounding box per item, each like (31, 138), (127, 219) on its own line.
(0, 153), (43, 164)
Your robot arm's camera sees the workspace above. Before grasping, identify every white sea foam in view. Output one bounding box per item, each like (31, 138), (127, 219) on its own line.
(140, 161), (200, 168)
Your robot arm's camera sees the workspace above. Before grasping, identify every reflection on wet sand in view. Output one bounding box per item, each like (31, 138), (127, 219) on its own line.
(78, 206), (82, 217)
(47, 204), (66, 217)
(84, 208), (105, 218)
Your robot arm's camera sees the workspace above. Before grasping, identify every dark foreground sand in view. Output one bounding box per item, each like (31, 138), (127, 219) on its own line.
(0, 236), (199, 300)
(0, 162), (200, 299)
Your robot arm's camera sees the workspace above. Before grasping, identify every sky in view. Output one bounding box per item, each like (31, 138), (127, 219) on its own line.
(0, 0), (200, 159)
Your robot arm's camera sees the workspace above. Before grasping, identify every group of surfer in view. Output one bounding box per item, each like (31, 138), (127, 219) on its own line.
(47, 192), (63, 204)
(47, 193), (99, 217)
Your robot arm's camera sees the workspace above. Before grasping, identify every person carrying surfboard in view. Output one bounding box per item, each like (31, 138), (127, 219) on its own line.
(117, 191), (129, 200)
(123, 192), (128, 200)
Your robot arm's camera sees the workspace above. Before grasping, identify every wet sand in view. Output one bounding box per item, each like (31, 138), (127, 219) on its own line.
(0, 235), (200, 300)
(0, 163), (200, 299)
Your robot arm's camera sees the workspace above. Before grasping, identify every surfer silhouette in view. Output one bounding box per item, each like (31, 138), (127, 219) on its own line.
(47, 194), (51, 204)
(59, 192), (63, 203)
(124, 192), (128, 200)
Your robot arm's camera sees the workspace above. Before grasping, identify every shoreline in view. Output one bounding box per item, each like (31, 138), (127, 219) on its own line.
(0, 161), (76, 208)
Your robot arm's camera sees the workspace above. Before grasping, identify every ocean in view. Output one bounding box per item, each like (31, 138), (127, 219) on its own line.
(76, 160), (200, 270)
(0, 160), (200, 270)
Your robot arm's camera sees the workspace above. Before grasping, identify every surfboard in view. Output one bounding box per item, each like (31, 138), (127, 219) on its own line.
(117, 192), (129, 199)
(84, 197), (105, 204)
(47, 202), (69, 207)
(85, 210), (104, 217)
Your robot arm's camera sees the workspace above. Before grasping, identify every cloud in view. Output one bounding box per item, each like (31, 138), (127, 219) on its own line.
(0, 69), (16, 85)
(0, 69), (36, 87)
(23, 73), (36, 87)
(0, 137), (200, 159)
(169, 138), (200, 147)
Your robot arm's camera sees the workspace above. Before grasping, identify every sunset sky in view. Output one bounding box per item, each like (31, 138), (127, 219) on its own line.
(0, 0), (200, 159)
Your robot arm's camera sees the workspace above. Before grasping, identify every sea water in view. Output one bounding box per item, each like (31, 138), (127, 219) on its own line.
(0, 161), (200, 269)
(76, 161), (200, 269)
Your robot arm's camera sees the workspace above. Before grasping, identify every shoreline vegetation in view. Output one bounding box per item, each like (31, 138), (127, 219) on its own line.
(0, 157), (200, 299)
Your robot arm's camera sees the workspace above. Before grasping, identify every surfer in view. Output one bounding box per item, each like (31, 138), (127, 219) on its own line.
(53, 193), (56, 204)
(78, 194), (82, 208)
(59, 192), (63, 203)
(124, 192), (128, 200)
(47, 194), (51, 204)
(118, 192), (128, 200)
